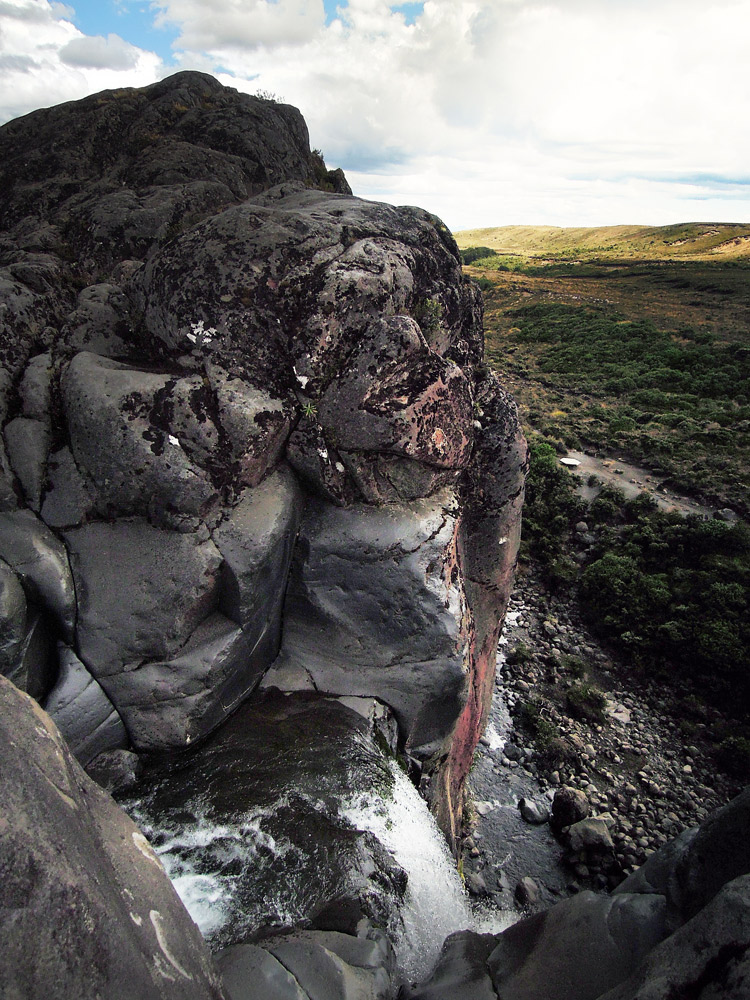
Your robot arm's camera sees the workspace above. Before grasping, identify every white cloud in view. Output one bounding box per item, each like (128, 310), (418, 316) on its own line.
(0, 0), (161, 123)
(153, 0), (326, 50)
(60, 33), (142, 70)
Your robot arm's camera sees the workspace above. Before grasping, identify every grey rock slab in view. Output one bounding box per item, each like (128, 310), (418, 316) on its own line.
(43, 643), (128, 766)
(487, 891), (668, 1000)
(63, 518), (222, 680)
(402, 930), (498, 1000)
(263, 936), (389, 1000)
(0, 507), (76, 641)
(8, 610), (56, 699)
(18, 350), (53, 419)
(600, 874), (750, 1000)
(3, 415), (51, 509)
(0, 675), (227, 1000)
(0, 557), (27, 679)
(107, 612), (271, 751)
(61, 351), (217, 522)
(216, 944), (309, 1000)
(40, 446), (98, 528)
(212, 463), (301, 629)
(274, 489), (469, 755)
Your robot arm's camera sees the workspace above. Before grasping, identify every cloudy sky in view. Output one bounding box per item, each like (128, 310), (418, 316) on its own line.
(1, 0), (749, 230)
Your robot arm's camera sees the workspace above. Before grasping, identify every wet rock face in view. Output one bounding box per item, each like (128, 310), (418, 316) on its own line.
(0, 71), (526, 845)
(0, 675), (227, 1000)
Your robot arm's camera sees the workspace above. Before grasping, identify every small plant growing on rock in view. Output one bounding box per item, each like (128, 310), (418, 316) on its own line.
(506, 641), (533, 666)
(302, 401), (317, 419)
(565, 683), (607, 723)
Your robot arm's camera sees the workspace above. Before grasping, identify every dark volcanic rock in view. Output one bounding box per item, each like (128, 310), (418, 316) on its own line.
(43, 642), (128, 765)
(0, 72), (328, 272)
(0, 675), (226, 1000)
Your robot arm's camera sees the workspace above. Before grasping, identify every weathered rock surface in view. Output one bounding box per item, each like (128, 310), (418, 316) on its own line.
(218, 927), (395, 1000)
(0, 675), (227, 1000)
(600, 874), (750, 1000)
(43, 642), (128, 765)
(269, 489), (468, 756)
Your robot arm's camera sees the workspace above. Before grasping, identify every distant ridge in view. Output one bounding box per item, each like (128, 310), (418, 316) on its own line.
(453, 222), (750, 261)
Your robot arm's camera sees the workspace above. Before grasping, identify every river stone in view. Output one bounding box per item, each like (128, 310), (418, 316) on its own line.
(269, 489), (468, 755)
(117, 692), (408, 949)
(567, 817), (615, 853)
(3, 415), (51, 509)
(0, 675), (227, 1000)
(0, 507), (76, 642)
(519, 798), (550, 825)
(599, 874), (750, 1000)
(487, 891), (668, 1000)
(551, 786), (591, 831)
(43, 643), (128, 766)
(63, 518), (222, 680)
(401, 930), (498, 1000)
(216, 944), (309, 1000)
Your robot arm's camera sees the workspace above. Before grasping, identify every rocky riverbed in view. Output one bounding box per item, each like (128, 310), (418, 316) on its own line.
(463, 563), (742, 913)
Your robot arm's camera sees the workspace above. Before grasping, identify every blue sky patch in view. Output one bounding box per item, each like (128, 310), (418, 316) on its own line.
(68, 1), (178, 62)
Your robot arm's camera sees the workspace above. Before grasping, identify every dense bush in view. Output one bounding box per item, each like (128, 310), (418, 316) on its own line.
(520, 437), (586, 588)
(580, 509), (750, 712)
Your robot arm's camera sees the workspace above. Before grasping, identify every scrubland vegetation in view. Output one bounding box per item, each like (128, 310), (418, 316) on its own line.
(457, 224), (750, 778)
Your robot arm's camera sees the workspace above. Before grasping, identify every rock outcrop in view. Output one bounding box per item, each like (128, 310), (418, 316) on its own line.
(0, 71), (527, 850)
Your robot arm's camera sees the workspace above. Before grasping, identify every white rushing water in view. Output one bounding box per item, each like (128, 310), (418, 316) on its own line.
(341, 761), (516, 985)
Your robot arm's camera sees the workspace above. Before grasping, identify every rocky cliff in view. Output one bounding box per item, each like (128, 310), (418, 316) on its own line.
(0, 71), (527, 852)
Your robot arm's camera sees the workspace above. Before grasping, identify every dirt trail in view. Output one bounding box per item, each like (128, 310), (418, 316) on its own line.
(562, 450), (717, 519)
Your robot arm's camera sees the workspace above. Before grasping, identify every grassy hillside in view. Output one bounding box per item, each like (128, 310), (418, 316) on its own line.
(454, 222), (750, 261)
(457, 228), (750, 517)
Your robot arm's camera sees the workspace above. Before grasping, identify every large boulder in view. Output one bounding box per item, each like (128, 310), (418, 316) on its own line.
(268, 489), (469, 756)
(601, 874), (750, 1000)
(485, 891), (668, 1000)
(615, 788), (750, 927)
(0, 674), (226, 1000)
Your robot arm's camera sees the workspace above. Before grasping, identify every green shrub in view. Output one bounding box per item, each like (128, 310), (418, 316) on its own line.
(506, 641), (533, 665)
(565, 683), (607, 723)
(716, 736), (750, 780)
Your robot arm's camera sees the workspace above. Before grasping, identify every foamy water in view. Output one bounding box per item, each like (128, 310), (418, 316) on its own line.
(341, 761), (516, 983)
